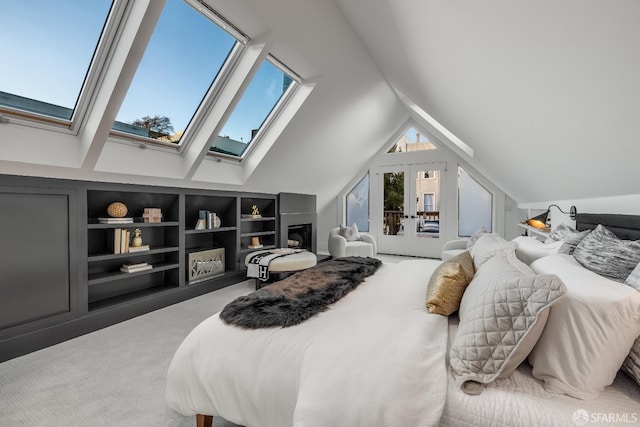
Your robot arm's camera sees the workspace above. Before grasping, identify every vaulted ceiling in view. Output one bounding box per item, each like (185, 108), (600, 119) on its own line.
(1, 0), (639, 212)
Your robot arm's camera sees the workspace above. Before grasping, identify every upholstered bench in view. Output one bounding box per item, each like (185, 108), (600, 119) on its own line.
(245, 249), (317, 288)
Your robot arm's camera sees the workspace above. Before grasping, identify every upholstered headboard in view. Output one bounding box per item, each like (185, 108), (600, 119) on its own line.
(575, 213), (640, 240)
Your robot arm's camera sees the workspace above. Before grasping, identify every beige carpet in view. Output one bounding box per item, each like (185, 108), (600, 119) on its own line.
(0, 255), (410, 427)
(0, 280), (255, 427)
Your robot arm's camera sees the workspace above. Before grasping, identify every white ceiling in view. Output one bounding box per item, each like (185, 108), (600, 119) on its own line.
(2, 0), (639, 211)
(334, 0), (640, 203)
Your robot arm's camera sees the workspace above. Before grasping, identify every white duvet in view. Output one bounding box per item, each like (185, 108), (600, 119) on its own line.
(165, 259), (449, 427)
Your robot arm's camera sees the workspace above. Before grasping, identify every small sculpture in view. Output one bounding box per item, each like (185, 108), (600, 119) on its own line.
(107, 201), (128, 218)
(131, 228), (143, 247)
(251, 205), (260, 216)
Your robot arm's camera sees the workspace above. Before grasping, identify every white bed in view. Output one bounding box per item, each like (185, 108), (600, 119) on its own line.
(442, 317), (640, 427)
(166, 259), (450, 426)
(166, 218), (640, 427)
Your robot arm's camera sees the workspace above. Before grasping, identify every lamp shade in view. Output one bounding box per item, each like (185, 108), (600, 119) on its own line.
(526, 211), (549, 229)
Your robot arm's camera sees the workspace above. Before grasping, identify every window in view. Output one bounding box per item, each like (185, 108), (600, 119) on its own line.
(210, 57), (297, 158)
(112, 0), (239, 144)
(346, 174), (369, 232)
(423, 193), (435, 212)
(458, 166), (493, 236)
(387, 126), (437, 153)
(0, 0), (113, 123)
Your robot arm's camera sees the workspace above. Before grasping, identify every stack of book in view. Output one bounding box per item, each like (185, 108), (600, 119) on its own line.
(128, 244), (150, 253)
(99, 217), (133, 224)
(120, 262), (152, 273)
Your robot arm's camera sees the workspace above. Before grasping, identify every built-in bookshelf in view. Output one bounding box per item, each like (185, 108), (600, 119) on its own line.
(184, 193), (238, 283)
(239, 196), (278, 266)
(0, 174), (318, 363)
(86, 189), (181, 311)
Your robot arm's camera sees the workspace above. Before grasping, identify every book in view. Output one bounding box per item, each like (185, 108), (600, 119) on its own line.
(242, 214), (262, 219)
(99, 217), (134, 224)
(128, 245), (150, 252)
(120, 265), (152, 273)
(121, 229), (129, 253)
(124, 230), (130, 253)
(122, 262), (149, 269)
(114, 228), (122, 254)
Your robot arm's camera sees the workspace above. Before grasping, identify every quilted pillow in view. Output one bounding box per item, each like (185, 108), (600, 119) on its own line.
(339, 223), (361, 242)
(529, 254), (640, 399)
(573, 224), (640, 283)
(545, 223), (590, 254)
(469, 233), (517, 270)
(450, 250), (566, 395)
(425, 251), (475, 316)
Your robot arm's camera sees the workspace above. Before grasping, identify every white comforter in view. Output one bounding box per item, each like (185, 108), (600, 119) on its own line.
(165, 259), (449, 427)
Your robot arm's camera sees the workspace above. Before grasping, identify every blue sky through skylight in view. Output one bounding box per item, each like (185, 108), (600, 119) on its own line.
(114, 0), (236, 139)
(0, 0), (112, 115)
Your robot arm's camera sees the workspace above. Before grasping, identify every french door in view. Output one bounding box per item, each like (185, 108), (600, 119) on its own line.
(372, 162), (446, 258)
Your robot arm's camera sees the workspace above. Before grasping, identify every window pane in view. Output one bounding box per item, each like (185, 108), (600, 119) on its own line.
(0, 0), (112, 120)
(383, 172), (404, 236)
(346, 174), (369, 232)
(387, 126), (438, 153)
(113, 0), (237, 143)
(211, 59), (294, 157)
(458, 167), (493, 236)
(415, 170), (440, 239)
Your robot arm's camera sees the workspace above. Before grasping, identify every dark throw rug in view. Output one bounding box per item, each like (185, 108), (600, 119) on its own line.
(220, 256), (382, 329)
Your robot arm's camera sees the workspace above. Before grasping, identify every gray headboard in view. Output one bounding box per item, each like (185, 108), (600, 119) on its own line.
(575, 213), (640, 240)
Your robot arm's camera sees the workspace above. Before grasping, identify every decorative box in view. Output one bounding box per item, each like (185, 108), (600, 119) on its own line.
(143, 207), (163, 223)
(188, 248), (225, 283)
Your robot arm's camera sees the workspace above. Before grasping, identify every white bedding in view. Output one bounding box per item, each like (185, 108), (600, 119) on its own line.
(442, 318), (640, 427)
(165, 259), (449, 427)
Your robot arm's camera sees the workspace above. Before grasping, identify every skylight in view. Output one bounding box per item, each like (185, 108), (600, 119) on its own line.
(112, 0), (239, 144)
(210, 57), (296, 158)
(0, 0), (113, 122)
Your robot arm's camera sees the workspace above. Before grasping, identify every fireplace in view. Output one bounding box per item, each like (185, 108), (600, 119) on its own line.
(287, 223), (312, 251)
(279, 193), (317, 253)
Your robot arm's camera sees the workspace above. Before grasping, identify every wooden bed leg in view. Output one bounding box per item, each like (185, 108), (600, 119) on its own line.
(196, 414), (213, 427)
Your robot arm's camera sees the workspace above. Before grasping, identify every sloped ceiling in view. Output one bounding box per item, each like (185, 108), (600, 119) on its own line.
(4, 0), (638, 211)
(335, 0), (640, 203)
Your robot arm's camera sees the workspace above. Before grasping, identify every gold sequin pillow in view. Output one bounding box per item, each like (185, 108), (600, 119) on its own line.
(426, 251), (475, 315)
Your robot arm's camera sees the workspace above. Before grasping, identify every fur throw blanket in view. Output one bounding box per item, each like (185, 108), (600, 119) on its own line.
(220, 256), (382, 329)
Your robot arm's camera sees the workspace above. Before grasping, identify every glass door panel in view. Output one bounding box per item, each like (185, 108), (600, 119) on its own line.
(415, 169), (440, 240)
(383, 170), (404, 236)
(374, 163), (445, 257)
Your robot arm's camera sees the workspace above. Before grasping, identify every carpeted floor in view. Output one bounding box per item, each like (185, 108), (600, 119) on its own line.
(0, 280), (255, 427)
(0, 254), (409, 427)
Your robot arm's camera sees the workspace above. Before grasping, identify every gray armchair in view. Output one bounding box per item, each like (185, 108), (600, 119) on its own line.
(328, 227), (377, 258)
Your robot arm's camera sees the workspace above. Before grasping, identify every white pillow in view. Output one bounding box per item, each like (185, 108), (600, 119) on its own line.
(625, 262), (640, 290)
(529, 254), (640, 400)
(513, 236), (570, 265)
(451, 248), (566, 395)
(469, 233), (517, 270)
(339, 223), (360, 242)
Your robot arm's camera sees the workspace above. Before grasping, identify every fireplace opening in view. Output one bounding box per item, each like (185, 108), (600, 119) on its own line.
(287, 224), (312, 251)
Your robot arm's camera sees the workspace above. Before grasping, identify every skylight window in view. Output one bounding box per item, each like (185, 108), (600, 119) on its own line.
(0, 0), (112, 122)
(112, 0), (239, 144)
(210, 57), (297, 158)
